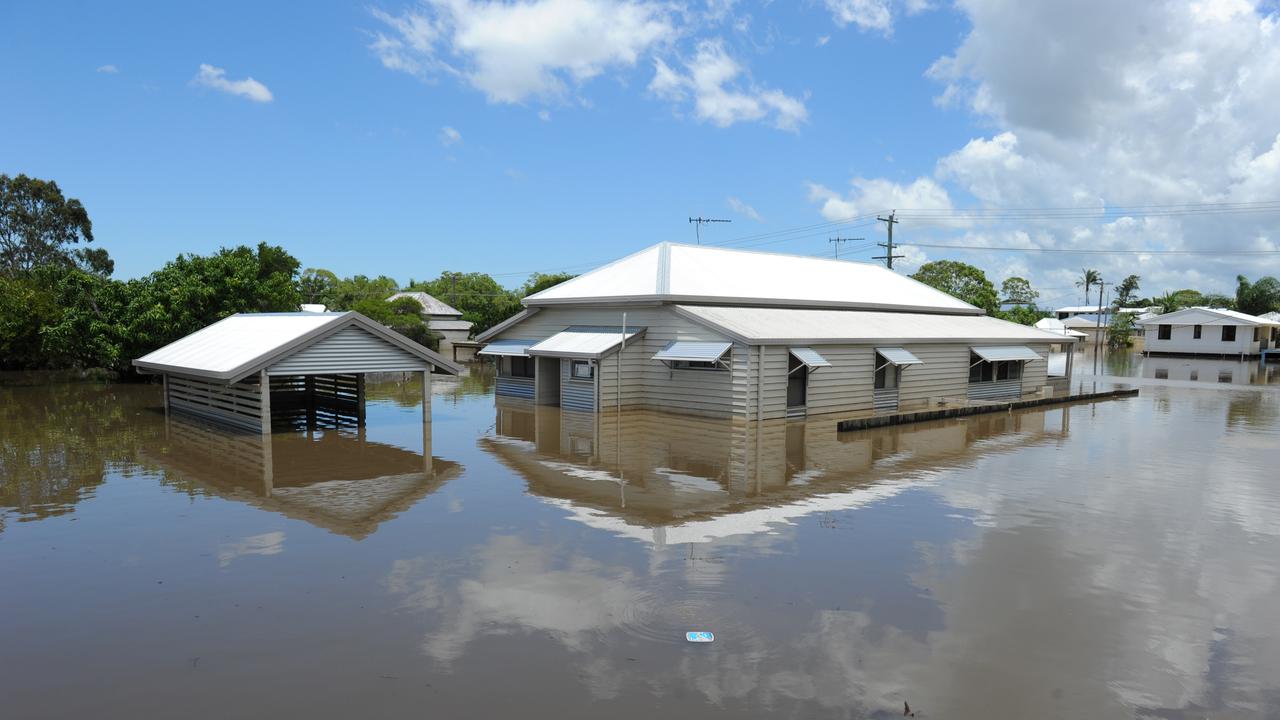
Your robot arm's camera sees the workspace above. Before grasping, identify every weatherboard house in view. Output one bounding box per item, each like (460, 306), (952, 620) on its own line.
(1136, 307), (1279, 357)
(476, 242), (1073, 420)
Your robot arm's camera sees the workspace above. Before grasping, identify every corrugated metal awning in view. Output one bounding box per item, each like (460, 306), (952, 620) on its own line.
(789, 347), (831, 370)
(478, 339), (535, 357)
(972, 345), (1042, 362)
(875, 347), (923, 366)
(528, 326), (646, 359)
(652, 341), (733, 363)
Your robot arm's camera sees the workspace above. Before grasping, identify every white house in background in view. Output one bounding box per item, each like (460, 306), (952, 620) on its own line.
(474, 242), (1071, 420)
(1136, 307), (1279, 357)
(1061, 313), (1110, 344)
(387, 291), (475, 361)
(1055, 305), (1108, 320)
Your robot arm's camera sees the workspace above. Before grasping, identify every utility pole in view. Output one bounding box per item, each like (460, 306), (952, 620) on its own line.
(688, 216), (731, 244)
(1092, 281), (1109, 375)
(828, 236), (864, 259)
(873, 211), (904, 269)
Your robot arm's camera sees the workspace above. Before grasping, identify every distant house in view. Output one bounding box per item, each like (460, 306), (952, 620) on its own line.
(387, 291), (476, 361)
(1061, 313), (1110, 344)
(1136, 307), (1279, 357)
(1055, 304), (1108, 320)
(475, 242), (1070, 419)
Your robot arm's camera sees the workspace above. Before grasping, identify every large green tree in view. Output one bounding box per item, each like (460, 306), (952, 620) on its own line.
(520, 272), (577, 297)
(1000, 276), (1038, 305)
(1236, 274), (1280, 316)
(911, 260), (1000, 315)
(0, 174), (104, 277)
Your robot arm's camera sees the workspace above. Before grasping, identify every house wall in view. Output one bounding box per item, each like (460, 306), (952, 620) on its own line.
(267, 326), (430, 376)
(488, 306), (1054, 420)
(1142, 323), (1261, 355)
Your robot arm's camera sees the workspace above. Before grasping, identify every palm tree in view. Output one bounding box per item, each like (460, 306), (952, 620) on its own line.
(1076, 268), (1102, 305)
(1154, 291), (1181, 315)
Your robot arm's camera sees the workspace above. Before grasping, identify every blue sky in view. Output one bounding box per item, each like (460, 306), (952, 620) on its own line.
(3, 1), (1278, 307)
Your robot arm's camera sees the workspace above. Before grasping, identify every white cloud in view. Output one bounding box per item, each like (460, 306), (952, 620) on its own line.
(538, 109), (552, 121)
(439, 125), (463, 146)
(216, 531), (285, 567)
(727, 196), (763, 222)
(96, 64), (119, 74)
(370, 0), (675, 104)
(814, 0), (1280, 295)
(192, 64), (274, 103)
(648, 39), (807, 131)
(823, 0), (932, 35)
(807, 176), (952, 222)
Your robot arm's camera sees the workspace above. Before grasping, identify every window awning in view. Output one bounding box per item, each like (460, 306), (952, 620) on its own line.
(789, 347), (831, 370)
(875, 347), (923, 367)
(972, 345), (1042, 362)
(478, 339), (535, 357)
(527, 326), (646, 359)
(652, 341), (733, 364)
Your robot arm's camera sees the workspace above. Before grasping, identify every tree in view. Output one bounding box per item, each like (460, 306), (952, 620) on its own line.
(352, 296), (440, 349)
(1076, 268), (1102, 305)
(1106, 313), (1136, 348)
(1000, 276), (1038, 305)
(1199, 292), (1235, 310)
(1236, 274), (1280, 316)
(1115, 274), (1141, 307)
(298, 268), (339, 306)
(910, 260), (999, 315)
(0, 174), (98, 277)
(996, 304), (1049, 326)
(520, 272), (577, 298)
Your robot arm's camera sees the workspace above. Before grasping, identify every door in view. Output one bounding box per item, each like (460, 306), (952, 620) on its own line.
(787, 353), (807, 408)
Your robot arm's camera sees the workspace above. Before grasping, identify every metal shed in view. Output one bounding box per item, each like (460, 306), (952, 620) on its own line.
(133, 311), (461, 433)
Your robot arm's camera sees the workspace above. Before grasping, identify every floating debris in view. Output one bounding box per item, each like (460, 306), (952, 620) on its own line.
(685, 631), (714, 643)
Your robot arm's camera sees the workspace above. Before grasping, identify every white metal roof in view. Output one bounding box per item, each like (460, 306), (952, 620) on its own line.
(1061, 314), (1108, 328)
(1135, 307), (1279, 326)
(527, 326), (646, 359)
(972, 346), (1043, 362)
(478, 339), (536, 357)
(522, 242), (983, 315)
(387, 291), (463, 317)
(789, 347), (831, 369)
(133, 312), (460, 382)
(875, 347), (923, 366)
(1055, 305), (1109, 314)
(652, 341), (733, 363)
(1262, 311), (1280, 322)
(675, 306), (1069, 345)
(428, 319), (474, 331)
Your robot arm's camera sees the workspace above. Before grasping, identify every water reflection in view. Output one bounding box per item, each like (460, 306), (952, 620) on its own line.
(146, 415), (460, 540)
(481, 398), (1067, 543)
(1078, 348), (1280, 386)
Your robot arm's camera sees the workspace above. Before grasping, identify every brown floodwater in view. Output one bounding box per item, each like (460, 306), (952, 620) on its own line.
(2, 359), (1279, 719)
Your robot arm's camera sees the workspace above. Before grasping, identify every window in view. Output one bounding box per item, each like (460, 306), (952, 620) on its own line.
(670, 359), (724, 371)
(1158, 324), (1172, 340)
(874, 353), (899, 389)
(1154, 368), (1168, 379)
(1222, 326), (1236, 342)
(1193, 325), (1201, 339)
(996, 360), (1023, 381)
(570, 359), (594, 380)
(506, 356), (535, 378)
(1253, 327), (1261, 342)
(968, 353), (994, 383)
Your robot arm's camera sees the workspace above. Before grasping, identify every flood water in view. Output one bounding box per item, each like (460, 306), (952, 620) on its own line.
(3, 358), (1279, 719)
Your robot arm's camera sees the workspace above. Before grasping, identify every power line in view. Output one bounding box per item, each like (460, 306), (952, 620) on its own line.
(899, 242), (1280, 255)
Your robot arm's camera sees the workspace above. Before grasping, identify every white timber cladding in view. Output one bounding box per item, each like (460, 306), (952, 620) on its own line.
(165, 375), (264, 432)
(267, 326), (432, 376)
(1142, 324), (1261, 355)
(559, 358), (597, 411)
(488, 305), (1054, 419)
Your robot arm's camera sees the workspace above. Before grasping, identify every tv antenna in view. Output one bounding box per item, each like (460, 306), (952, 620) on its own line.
(689, 216), (731, 244)
(829, 236), (864, 259)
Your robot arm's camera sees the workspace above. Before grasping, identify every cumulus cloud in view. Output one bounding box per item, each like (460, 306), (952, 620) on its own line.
(648, 39), (807, 131)
(814, 0), (1280, 294)
(439, 125), (463, 146)
(96, 64), (119, 74)
(369, 0), (675, 104)
(727, 196), (763, 222)
(192, 64), (274, 103)
(823, 0), (932, 35)
(807, 176), (952, 222)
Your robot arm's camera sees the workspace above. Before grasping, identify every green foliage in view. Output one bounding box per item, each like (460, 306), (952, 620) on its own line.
(0, 174), (98, 277)
(351, 296), (441, 350)
(910, 260), (1000, 315)
(995, 305), (1049, 326)
(1000, 276), (1038, 305)
(1235, 274), (1280, 316)
(1076, 268), (1102, 304)
(298, 268), (339, 306)
(520, 272), (576, 297)
(1107, 312), (1136, 348)
(410, 271), (522, 334)
(1115, 274), (1141, 306)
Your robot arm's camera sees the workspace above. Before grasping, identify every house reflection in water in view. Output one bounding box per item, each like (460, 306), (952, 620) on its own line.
(482, 397), (1070, 545)
(1142, 355), (1280, 385)
(144, 415), (460, 539)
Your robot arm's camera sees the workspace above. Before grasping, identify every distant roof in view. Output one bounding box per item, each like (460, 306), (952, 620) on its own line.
(428, 319), (474, 331)
(133, 312), (461, 382)
(675, 306), (1069, 345)
(387, 291), (463, 317)
(1055, 305), (1110, 313)
(1262, 311), (1280, 322)
(1061, 313), (1109, 327)
(523, 242), (983, 315)
(1135, 307), (1280, 326)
